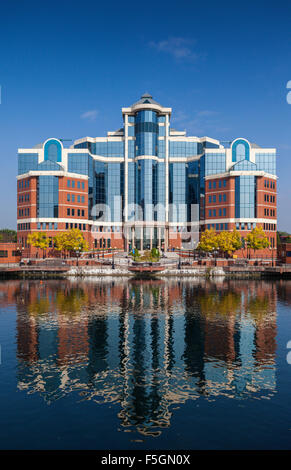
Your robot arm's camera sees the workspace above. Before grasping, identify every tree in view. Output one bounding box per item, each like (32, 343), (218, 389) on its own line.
(129, 248), (140, 261)
(231, 229), (243, 252)
(246, 226), (269, 257)
(54, 232), (69, 257)
(151, 247), (160, 261)
(0, 229), (17, 242)
(27, 232), (49, 258)
(217, 229), (242, 257)
(54, 229), (89, 257)
(197, 229), (219, 254)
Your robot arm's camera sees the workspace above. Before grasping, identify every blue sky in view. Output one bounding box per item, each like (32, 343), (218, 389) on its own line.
(1, 0), (291, 230)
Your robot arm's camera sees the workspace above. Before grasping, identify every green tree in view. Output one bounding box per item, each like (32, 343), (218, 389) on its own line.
(0, 229), (17, 242)
(130, 248), (140, 261)
(27, 232), (49, 258)
(150, 247), (160, 261)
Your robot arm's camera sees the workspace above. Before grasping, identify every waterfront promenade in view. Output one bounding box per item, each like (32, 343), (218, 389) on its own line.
(0, 256), (290, 278)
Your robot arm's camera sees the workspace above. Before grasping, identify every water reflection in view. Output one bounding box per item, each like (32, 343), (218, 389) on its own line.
(2, 278), (278, 437)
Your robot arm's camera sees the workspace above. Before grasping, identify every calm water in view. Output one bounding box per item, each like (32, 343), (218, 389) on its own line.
(0, 278), (291, 449)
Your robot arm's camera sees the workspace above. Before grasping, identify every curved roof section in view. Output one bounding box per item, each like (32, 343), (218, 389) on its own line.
(231, 159), (257, 171)
(37, 160), (64, 171)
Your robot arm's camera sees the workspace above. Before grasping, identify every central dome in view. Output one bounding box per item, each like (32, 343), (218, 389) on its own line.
(132, 93), (161, 107)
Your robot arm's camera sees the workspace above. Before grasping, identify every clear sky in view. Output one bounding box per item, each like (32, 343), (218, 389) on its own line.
(0, 0), (291, 230)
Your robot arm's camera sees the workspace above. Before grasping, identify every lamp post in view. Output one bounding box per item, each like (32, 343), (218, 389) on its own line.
(270, 246), (274, 267)
(178, 247), (181, 270)
(76, 245), (82, 267)
(112, 250), (115, 270)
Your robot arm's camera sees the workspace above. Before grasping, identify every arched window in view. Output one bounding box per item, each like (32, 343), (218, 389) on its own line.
(44, 139), (62, 163)
(232, 139), (250, 162)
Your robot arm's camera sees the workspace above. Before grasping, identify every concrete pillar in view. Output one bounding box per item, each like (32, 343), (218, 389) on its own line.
(132, 226), (135, 249)
(124, 114), (128, 222)
(141, 226), (143, 251)
(165, 114), (169, 225)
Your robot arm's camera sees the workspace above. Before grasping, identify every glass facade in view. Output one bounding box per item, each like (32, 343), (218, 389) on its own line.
(205, 153), (226, 175)
(37, 175), (59, 218)
(18, 154), (38, 175)
(256, 153), (276, 175)
(235, 175), (256, 218)
(135, 110), (158, 156)
(169, 163), (187, 223)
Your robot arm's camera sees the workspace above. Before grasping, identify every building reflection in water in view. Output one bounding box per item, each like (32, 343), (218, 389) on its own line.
(7, 278), (277, 437)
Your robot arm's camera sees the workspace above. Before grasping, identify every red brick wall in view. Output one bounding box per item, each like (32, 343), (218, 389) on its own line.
(0, 243), (22, 263)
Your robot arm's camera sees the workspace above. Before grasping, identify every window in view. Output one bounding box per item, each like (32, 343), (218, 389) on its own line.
(67, 208), (70, 216)
(67, 180), (71, 187)
(209, 210), (212, 217)
(72, 195), (75, 202)
(82, 182), (85, 190)
(81, 210), (84, 217)
(77, 195), (80, 203)
(213, 209), (216, 217)
(77, 181), (80, 189)
(81, 196), (85, 203)
(72, 209), (75, 216)
(0, 250), (8, 258)
(209, 196), (212, 203)
(223, 208), (226, 216)
(72, 180), (75, 188)
(67, 194), (70, 201)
